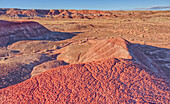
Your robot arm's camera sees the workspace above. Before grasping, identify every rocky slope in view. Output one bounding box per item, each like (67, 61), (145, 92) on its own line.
(0, 58), (169, 103)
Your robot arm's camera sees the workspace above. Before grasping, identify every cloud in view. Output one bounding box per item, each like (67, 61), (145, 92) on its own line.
(135, 6), (170, 10)
(148, 6), (170, 9)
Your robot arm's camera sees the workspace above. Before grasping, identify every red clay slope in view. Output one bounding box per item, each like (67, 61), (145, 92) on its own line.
(80, 37), (132, 62)
(0, 20), (50, 46)
(0, 58), (169, 103)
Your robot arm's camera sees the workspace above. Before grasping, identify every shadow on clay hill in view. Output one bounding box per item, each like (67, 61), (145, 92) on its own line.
(133, 43), (170, 78)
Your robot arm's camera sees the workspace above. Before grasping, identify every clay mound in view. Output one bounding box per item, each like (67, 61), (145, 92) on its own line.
(6, 9), (22, 15)
(60, 10), (72, 15)
(22, 9), (43, 17)
(0, 53), (52, 89)
(57, 37), (160, 74)
(47, 9), (60, 15)
(57, 37), (130, 63)
(80, 37), (132, 62)
(0, 20), (39, 27)
(34, 9), (50, 15)
(0, 48), (19, 57)
(73, 10), (107, 15)
(0, 20), (50, 46)
(0, 58), (169, 103)
(0, 10), (5, 15)
(31, 60), (68, 77)
(5, 9), (44, 17)
(7, 40), (63, 53)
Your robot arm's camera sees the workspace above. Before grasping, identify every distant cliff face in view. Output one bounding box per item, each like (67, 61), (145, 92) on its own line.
(0, 20), (50, 46)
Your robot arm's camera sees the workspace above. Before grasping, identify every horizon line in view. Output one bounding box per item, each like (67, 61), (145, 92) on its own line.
(1, 8), (170, 11)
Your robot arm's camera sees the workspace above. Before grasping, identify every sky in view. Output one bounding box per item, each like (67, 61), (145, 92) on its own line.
(0, 0), (170, 10)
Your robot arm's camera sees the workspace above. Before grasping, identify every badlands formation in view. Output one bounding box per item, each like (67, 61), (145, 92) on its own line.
(0, 10), (170, 103)
(0, 8), (163, 19)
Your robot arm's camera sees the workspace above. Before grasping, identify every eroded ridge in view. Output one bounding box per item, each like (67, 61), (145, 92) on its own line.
(0, 58), (169, 103)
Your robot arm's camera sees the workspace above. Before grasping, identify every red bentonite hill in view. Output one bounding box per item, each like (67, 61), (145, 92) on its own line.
(0, 58), (169, 103)
(0, 20), (76, 47)
(0, 20), (50, 46)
